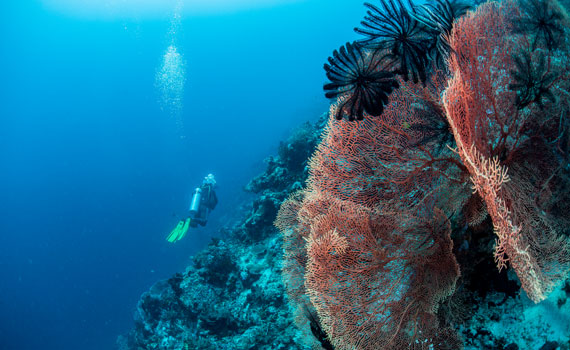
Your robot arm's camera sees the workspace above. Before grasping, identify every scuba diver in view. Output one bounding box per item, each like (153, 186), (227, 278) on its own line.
(166, 174), (218, 243)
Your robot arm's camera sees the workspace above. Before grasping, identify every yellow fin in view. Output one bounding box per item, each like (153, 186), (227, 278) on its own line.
(166, 220), (184, 243)
(178, 218), (191, 240)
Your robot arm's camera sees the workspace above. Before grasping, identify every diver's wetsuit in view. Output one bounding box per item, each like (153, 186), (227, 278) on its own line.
(190, 183), (218, 227)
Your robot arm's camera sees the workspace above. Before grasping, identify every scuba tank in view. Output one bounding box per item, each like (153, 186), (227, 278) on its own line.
(189, 187), (202, 215)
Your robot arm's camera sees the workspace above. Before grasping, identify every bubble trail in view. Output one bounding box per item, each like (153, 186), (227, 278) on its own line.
(155, 0), (186, 136)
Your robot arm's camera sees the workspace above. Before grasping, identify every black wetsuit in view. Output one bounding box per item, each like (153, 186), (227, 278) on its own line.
(190, 184), (217, 227)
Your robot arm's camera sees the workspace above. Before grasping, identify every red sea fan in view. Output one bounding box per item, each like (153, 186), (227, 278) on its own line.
(277, 76), (467, 349)
(443, 0), (570, 302)
(311, 77), (468, 211)
(300, 190), (460, 350)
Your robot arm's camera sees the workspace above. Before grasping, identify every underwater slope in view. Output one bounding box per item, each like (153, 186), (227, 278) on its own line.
(119, 112), (569, 350)
(120, 0), (570, 346)
(275, 0), (570, 348)
(118, 118), (325, 350)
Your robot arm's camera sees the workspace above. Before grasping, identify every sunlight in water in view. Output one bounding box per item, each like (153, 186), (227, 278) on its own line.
(42, 0), (305, 18)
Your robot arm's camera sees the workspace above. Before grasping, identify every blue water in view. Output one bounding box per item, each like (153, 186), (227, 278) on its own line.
(0, 1), (364, 349)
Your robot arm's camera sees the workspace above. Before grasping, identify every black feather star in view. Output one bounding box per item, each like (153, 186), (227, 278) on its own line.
(324, 42), (399, 121)
(304, 306), (334, 350)
(509, 50), (557, 109)
(413, 0), (471, 68)
(514, 0), (565, 51)
(354, 0), (430, 84)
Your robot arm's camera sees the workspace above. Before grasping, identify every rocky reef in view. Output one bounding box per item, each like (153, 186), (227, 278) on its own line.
(118, 111), (569, 350)
(117, 118), (324, 350)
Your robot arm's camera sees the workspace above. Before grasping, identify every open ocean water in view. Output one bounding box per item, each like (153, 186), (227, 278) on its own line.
(0, 1), (364, 349)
